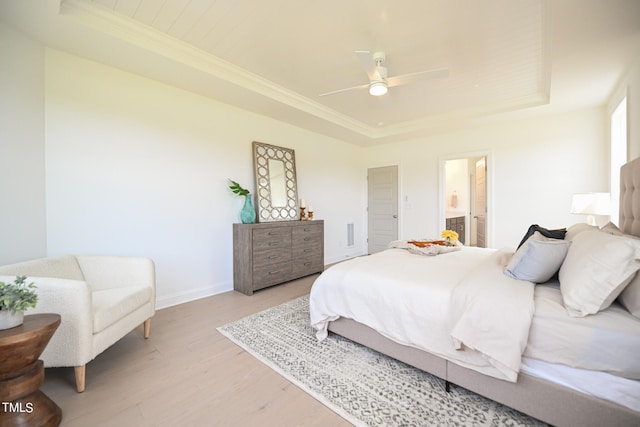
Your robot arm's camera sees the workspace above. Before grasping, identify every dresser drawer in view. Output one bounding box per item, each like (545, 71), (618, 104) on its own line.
(253, 247), (291, 268)
(292, 254), (323, 277)
(291, 224), (323, 251)
(253, 228), (291, 251)
(292, 242), (322, 257)
(292, 223), (322, 245)
(253, 261), (292, 290)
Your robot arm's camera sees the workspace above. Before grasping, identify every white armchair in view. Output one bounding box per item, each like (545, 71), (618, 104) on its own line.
(0, 255), (156, 392)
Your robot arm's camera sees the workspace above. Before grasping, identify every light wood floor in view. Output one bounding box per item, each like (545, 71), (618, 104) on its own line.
(40, 275), (351, 427)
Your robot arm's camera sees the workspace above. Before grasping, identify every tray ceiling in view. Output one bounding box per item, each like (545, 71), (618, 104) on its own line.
(2, 0), (639, 145)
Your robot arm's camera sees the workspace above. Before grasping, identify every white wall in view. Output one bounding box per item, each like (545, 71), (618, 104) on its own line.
(445, 158), (468, 215)
(365, 108), (608, 249)
(0, 22), (47, 264)
(608, 54), (640, 160)
(44, 49), (365, 308)
(630, 58), (640, 160)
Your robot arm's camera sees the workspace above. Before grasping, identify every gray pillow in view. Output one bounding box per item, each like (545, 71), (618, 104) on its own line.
(505, 232), (571, 283)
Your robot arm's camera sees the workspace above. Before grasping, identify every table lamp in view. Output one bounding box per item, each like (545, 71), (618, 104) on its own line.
(570, 193), (611, 226)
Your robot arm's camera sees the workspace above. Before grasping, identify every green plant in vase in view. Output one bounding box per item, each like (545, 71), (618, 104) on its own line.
(228, 179), (256, 224)
(0, 275), (38, 329)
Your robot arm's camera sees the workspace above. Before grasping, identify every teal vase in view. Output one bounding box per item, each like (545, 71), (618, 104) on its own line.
(240, 194), (256, 224)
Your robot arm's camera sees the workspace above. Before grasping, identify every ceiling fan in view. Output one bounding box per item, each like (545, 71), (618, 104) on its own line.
(319, 51), (449, 97)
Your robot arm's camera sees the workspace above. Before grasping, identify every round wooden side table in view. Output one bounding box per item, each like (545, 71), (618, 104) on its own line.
(0, 313), (62, 427)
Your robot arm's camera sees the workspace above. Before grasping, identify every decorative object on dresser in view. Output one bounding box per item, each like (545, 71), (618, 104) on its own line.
(233, 220), (324, 295)
(299, 199), (314, 220)
(228, 179), (256, 224)
(253, 141), (299, 222)
(299, 198), (307, 220)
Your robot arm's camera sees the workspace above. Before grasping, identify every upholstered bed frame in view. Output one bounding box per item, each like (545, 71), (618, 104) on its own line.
(328, 157), (640, 427)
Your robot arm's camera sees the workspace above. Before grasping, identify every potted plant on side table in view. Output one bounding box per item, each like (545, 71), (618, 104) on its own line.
(0, 275), (38, 330)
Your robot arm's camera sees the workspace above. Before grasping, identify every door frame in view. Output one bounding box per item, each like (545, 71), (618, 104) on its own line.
(438, 151), (493, 248)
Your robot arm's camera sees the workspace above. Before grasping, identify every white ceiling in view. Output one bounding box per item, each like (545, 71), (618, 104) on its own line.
(2, 0), (639, 145)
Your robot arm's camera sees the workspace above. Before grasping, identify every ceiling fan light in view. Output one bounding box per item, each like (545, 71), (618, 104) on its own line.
(369, 81), (388, 96)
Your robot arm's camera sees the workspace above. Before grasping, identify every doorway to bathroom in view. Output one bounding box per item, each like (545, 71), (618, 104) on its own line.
(442, 155), (489, 248)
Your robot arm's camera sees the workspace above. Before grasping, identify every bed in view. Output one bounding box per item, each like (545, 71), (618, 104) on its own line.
(309, 157), (640, 427)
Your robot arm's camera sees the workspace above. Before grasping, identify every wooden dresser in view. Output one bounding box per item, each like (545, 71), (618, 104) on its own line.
(233, 220), (324, 295)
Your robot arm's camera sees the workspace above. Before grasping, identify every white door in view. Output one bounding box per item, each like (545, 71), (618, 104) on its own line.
(475, 158), (487, 248)
(368, 166), (398, 254)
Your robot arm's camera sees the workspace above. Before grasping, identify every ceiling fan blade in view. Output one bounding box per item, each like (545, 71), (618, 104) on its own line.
(319, 82), (370, 97)
(386, 67), (449, 88)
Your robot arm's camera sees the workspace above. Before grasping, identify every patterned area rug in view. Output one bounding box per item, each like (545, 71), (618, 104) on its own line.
(218, 296), (546, 427)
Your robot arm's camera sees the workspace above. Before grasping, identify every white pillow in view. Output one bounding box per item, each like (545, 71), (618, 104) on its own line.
(599, 222), (640, 318)
(564, 222), (597, 241)
(559, 229), (640, 317)
(504, 232), (571, 283)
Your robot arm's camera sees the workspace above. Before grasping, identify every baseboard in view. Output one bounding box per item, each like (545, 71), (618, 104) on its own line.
(156, 252), (368, 309)
(156, 280), (231, 310)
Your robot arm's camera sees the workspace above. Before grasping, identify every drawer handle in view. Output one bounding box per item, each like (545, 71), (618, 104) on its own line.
(303, 262), (311, 266)
(304, 237), (312, 241)
(268, 255), (281, 260)
(268, 242), (280, 246)
(268, 270), (281, 275)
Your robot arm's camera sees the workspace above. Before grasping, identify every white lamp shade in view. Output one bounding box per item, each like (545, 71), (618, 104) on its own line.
(570, 193), (611, 215)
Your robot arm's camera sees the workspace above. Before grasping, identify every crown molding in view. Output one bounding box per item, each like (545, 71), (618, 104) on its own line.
(59, 0), (552, 144)
(60, 0), (376, 138)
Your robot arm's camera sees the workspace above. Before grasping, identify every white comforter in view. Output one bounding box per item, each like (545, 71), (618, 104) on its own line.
(310, 247), (536, 382)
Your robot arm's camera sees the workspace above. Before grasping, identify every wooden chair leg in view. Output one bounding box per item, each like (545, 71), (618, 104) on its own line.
(143, 318), (151, 339)
(74, 365), (86, 393)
